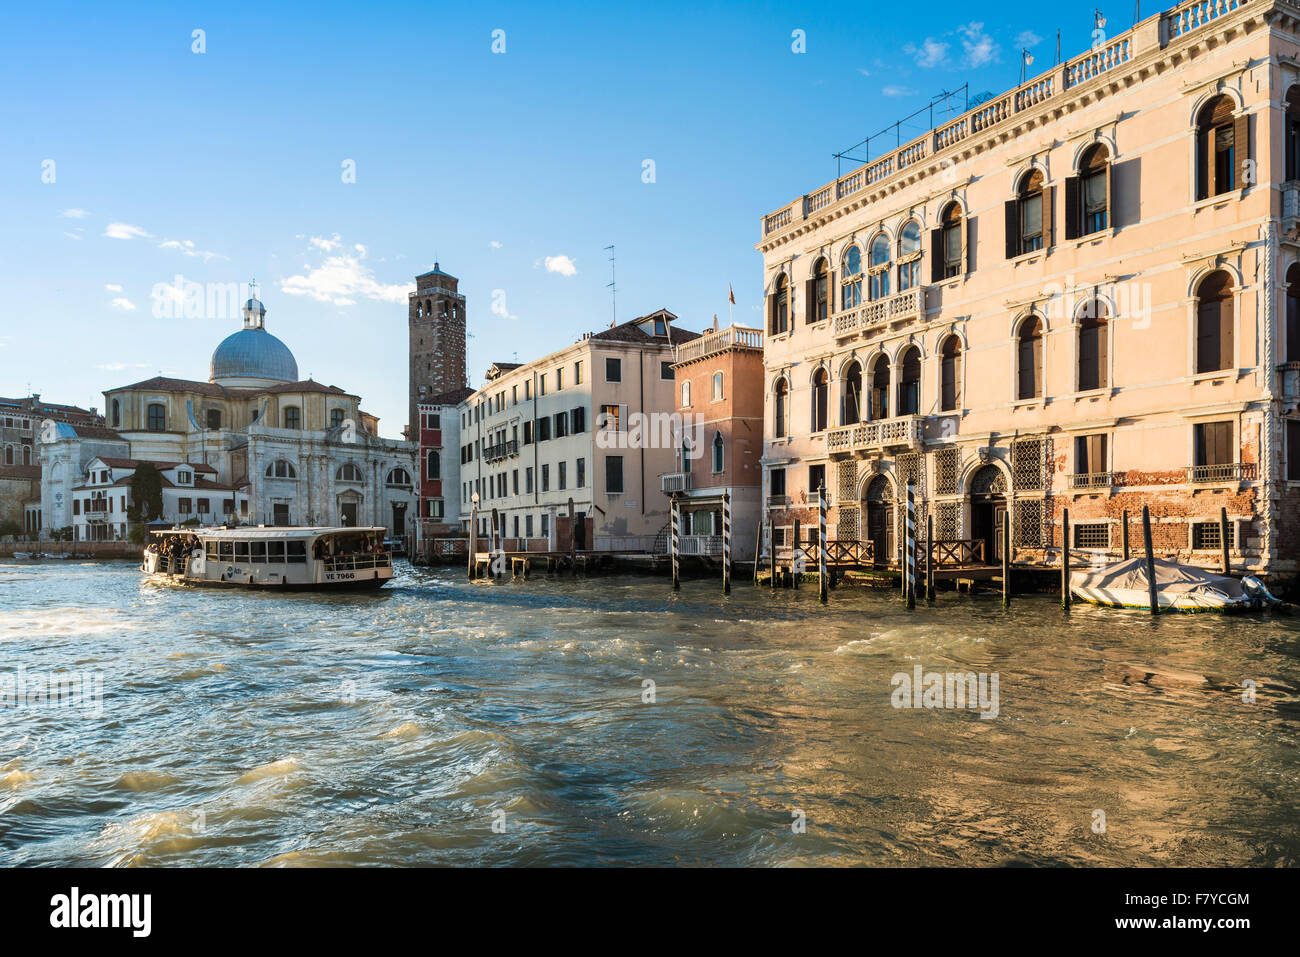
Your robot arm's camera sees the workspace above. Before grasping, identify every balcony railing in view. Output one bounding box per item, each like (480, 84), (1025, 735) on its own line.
(761, 0), (1250, 240)
(767, 494), (790, 508)
(826, 415), (923, 455)
(673, 324), (763, 365)
(1187, 462), (1257, 485)
(483, 439), (519, 463)
(1279, 360), (1300, 400)
(677, 535), (723, 556)
(661, 472), (692, 494)
(1068, 472), (1114, 490)
(832, 287), (926, 337)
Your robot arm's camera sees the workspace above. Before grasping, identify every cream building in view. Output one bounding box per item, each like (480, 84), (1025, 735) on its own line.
(456, 310), (699, 551)
(758, 0), (1300, 576)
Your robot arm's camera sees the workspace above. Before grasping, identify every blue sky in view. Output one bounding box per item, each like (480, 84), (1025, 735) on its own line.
(1, 0), (1124, 436)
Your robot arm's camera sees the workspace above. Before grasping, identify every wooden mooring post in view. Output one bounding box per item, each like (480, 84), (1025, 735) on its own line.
(751, 518), (762, 585)
(1001, 509), (1011, 608)
(1061, 507), (1071, 611)
(768, 518), (776, 591)
(1220, 506), (1231, 576)
(1121, 509), (1130, 560)
(925, 514), (934, 603)
(722, 490), (732, 595)
(468, 499), (479, 579)
(791, 519), (800, 590)
(818, 483), (828, 604)
(905, 483), (916, 609)
(1143, 505), (1159, 615)
(670, 494), (680, 592)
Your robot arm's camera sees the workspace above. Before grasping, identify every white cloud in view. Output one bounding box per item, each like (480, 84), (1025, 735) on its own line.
(280, 254), (413, 306)
(490, 289), (517, 321)
(490, 240), (503, 249)
(95, 362), (150, 372)
(544, 255), (577, 277)
(310, 235), (342, 252)
(906, 37), (949, 68)
(883, 85), (917, 97)
(857, 67), (871, 77)
(60, 208), (90, 219)
(353, 243), (368, 257)
(1015, 30), (1043, 48)
(63, 231), (83, 241)
(958, 22), (999, 68)
(104, 222), (151, 240)
(109, 297), (136, 311)
(105, 283), (124, 292)
(159, 239), (226, 262)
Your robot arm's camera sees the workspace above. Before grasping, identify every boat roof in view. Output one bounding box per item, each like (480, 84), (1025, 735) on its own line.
(153, 526), (387, 539)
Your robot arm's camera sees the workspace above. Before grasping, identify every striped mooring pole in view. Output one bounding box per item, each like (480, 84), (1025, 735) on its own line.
(722, 489), (732, 595)
(670, 494), (680, 591)
(905, 483), (916, 610)
(818, 483), (828, 604)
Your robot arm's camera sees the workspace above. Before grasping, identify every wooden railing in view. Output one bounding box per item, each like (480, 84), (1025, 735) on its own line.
(761, 0), (1254, 239)
(673, 324), (764, 364)
(929, 539), (985, 567)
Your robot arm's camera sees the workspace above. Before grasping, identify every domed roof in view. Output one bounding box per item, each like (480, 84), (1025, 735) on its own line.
(210, 326), (298, 384)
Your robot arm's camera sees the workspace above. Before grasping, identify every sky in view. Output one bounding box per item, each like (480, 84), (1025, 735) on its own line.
(0, 0), (1129, 437)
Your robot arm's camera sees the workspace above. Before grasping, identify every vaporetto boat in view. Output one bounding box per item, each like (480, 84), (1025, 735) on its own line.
(141, 526), (394, 590)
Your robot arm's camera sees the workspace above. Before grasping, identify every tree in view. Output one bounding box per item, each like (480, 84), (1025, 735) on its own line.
(128, 463), (164, 525)
(0, 519), (21, 540)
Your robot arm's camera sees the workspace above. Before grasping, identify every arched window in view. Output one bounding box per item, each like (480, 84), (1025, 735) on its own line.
(1078, 301), (1110, 391)
(110, 399), (120, 428)
(1288, 87), (1300, 181)
(898, 347), (921, 416)
(336, 463), (364, 482)
(811, 258), (829, 323)
(1196, 271), (1235, 373)
(712, 371), (724, 400)
(1017, 317), (1044, 399)
(940, 336), (962, 412)
(1073, 145), (1110, 237)
(869, 356), (890, 420)
(770, 274), (789, 335)
(898, 221), (922, 291)
(1287, 263), (1300, 364)
(147, 403), (166, 432)
(841, 245), (863, 309)
(426, 449), (440, 480)
(712, 432), (725, 473)
(841, 360), (862, 425)
(1010, 169), (1045, 256)
(774, 378), (789, 438)
(681, 380), (691, 408)
(22, 446), (31, 465)
(264, 460), (297, 479)
(4, 446), (12, 466)
(387, 468), (411, 487)
(937, 203), (963, 279)
(330, 408), (345, 429)
(283, 406), (301, 430)
(868, 233), (891, 300)
(1196, 95), (1244, 200)
(811, 369), (828, 433)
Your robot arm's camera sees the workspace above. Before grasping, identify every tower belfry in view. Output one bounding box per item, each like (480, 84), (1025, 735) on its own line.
(242, 279), (266, 330)
(407, 262), (467, 438)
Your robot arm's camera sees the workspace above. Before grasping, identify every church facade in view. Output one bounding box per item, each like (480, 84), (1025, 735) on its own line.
(41, 292), (417, 541)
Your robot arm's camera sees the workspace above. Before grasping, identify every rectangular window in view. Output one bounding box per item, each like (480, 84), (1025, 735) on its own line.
(808, 464), (826, 496)
(661, 361), (673, 380)
(606, 455), (625, 494)
(197, 498), (210, 514)
(559, 461), (567, 490)
(576, 457), (586, 488)
(525, 467), (534, 494)
(572, 407), (586, 432)
(219, 541), (234, 562)
(287, 541), (307, 563)
(541, 464), (550, 492)
(770, 468), (786, 497)
(554, 411), (568, 438)
(523, 421), (533, 444)
(250, 541), (267, 563)
(600, 404), (621, 431)
(1192, 521), (1234, 550)
(541, 513), (549, 537)
(538, 417), (551, 441)
(512, 470), (519, 495)
(268, 541), (286, 563)
(1073, 523), (1109, 549)
(606, 357), (622, 382)
(575, 361), (583, 385)
(235, 541), (249, 562)
(1195, 421), (1233, 467)
(540, 375), (547, 396)
(1290, 420), (1300, 481)
(1075, 434), (1107, 475)
(526, 514), (534, 538)
(556, 369), (564, 390)
(178, 497), (192, 514)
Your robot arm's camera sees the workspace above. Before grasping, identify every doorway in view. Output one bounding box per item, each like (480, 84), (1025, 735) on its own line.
(863, 474), (893, 565)
(340, 502), (358, 527)
(273, 503), (290, 526)
(968, 465), (1006, 563)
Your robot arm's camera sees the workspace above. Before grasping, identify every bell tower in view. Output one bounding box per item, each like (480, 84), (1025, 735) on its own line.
(407, 263), (467, 438)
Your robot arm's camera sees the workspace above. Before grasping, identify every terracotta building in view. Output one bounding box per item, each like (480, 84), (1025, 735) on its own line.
(407, 264), (467, 440)
(758, 0), (1300, 578)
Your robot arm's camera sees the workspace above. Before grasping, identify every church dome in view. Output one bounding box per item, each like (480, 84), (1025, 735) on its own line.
(209, 294), (299, 386)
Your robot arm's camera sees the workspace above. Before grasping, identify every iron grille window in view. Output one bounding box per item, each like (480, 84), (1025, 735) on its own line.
(1073, 523), (1109, 549)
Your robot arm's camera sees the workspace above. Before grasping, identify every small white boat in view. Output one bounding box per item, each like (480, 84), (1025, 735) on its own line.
(1070, 557), (1277, 612)
(141, 526), (394, 591)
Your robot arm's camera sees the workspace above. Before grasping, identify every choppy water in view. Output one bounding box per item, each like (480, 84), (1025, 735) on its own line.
(1, 559), (1298, 866)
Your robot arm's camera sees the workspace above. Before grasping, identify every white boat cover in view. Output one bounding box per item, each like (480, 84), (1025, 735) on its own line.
(1070, 557), (1248, 610)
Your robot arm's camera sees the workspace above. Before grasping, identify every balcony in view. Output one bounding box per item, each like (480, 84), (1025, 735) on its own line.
(483, 439), (519, 463)
(677, 535), (722, 557)
(767, 494), (790, 508)
(1187, 462), (1257, 485)
(832, 287), (926, 339)
(826, 415), (923, 456)
(661, 472), (692, 494)
(1068, 472), (1114, 491)
(1279, 361), (1300, 400)
(673, 324), (763, 365)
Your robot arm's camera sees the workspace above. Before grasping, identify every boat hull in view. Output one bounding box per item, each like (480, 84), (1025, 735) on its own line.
(142, 572), (390, 591)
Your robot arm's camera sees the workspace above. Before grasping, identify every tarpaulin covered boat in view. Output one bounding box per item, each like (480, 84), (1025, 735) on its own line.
(1069, 557), (1277, 612)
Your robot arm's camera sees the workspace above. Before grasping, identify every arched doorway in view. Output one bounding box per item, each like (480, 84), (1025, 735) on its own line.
(863, 474), (893, 565)
(968, 465), (1007, 563)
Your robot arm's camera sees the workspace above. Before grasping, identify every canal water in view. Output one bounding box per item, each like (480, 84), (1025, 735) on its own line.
(1, 559), (1298, 867)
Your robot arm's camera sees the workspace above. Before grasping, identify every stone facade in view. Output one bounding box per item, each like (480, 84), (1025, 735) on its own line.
(408, 264), (467, 439)
(757, 0), (1300, 579)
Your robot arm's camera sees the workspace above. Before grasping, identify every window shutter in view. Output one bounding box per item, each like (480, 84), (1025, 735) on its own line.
(1104, 162), (1113, 229)
(765, 295), (773, 334)
(1097, 321), (1109, 389)
(828, 271), (836, 314)
(964, 219), (973, 274)
(1042, 185), (1055, 249)
(1234, 112), (1250, 178)
(1064, 176), (1080, 240)
(1201, 129), (1214, 199)
(1033, 335), (1044, 397)
(1004, 200), (1019, 259)
(804, 279), (815, 323)
(930, 228), (944, 282)
(1221, 294), (1235, 370)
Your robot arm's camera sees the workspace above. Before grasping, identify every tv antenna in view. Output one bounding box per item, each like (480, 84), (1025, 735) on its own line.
(605, 244), (616, 326)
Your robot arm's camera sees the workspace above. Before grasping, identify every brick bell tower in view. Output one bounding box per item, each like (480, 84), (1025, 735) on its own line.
(407, 263), (467, 439)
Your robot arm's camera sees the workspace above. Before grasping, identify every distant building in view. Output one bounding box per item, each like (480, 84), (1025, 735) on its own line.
(414, 387), (473, 557)
(454, 310), (700, 551)
(0, 395), (107, 536)
(408, 264), (467, 440)
(662, 322), (765, 559)
(69, 457), (249, 542)
(41, 289), (417, 542)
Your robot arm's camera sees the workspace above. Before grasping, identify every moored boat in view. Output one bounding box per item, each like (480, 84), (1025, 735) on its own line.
(1069, 556), (1278, 612)
(141, 526), (394, 590)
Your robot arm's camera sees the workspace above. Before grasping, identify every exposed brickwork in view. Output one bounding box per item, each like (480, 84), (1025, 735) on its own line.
(407, 266), (467, 439)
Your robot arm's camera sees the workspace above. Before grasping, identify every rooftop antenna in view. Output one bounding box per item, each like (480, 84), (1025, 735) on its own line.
(604, 244), (617, 326)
